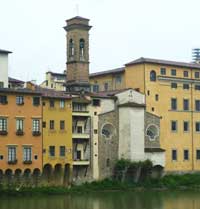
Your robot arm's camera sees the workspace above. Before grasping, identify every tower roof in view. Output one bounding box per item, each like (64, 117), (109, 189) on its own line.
(0, 49), (12, 54)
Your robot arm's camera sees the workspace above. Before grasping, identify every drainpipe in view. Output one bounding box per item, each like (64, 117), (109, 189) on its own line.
(191, 71), (194, 171)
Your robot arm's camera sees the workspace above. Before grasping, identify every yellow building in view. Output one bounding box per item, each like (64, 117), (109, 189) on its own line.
(90, 57), (200, 172)
(42, 90), (73, 183)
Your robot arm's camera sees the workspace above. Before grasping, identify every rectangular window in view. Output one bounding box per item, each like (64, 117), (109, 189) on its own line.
(73, 103), (87, 112)
(42, 121), (46, 128)
(49, 146), (55, 157)
(0, 118), (7, 131)
(195, 72), (200, 78)
(171, 121), (177, 132)
(160, 68), (166, 75)
(116, 75), (122, 83)
(171, 69), (176, 76)
(23, 147), (32, 161)
(171, 98), (177, 110)
(171, 83), (177, 89)
(196, 122), (200, 132)
(60, 120), (65, 130)
(60, 146), (65, 157)
(183, 83), (189, 90)
(32, 119), (40, 132)
(49, 99), (55, 108)
(93, 84), (99, 93)
(92, 99), (100, 106)
(184, 150), (189, 160)
(183, 121), (189, 132)
(197, 150), (200, 160)
(195, 100), (200, 111)
(183, 71), (189, 77)
(16, 119), (24, 131)
(183, 99), (189, 111)
(155, 94), (159, 101)
(195, 85), (200, 91)
(77, 126), (83, 133)
(104, 83), (108, 91)
(172, 149), (177, 161)
(0, 82), (4, 88)
(60, 100), (65, 108)
(16, 96), (24, 105)
(33, 97), (40, 106)
(0, 95), (7, 104)
(50, 120), (55, 130)
(8, 147), (16, 162)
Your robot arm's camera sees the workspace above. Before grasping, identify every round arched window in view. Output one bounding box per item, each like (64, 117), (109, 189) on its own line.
(101, 123), (115, 139)
(146, 125), (159, 141)
(69, 39), (74, 56)
(150, 70), (156, 81)
(80, 39), (85, 58)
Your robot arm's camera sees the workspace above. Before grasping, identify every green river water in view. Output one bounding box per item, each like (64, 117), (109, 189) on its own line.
(0, 191), (199, 209)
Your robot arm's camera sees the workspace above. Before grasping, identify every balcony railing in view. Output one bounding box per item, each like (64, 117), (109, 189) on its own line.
(8, 159), (17, 164)
(23, 160), (32, 164)
(16, 130), (24, 136)
(32, 131), (41, 136)
(0, 130), (8, 136)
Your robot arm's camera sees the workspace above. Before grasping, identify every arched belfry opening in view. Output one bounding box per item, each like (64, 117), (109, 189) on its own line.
(64, 16), (92, 92)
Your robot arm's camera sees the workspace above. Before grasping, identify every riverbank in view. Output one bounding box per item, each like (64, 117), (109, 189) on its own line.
(1, 173), (200, 196)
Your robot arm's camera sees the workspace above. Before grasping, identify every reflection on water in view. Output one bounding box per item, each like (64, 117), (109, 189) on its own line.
(0, 190), (200, 209)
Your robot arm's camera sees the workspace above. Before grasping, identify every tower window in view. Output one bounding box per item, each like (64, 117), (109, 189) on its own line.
(150, 70), (156, 81)
(80, 39), (85, 58)
(69, 39), (74, 57)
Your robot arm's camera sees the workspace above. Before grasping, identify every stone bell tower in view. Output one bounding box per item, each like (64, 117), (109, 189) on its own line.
(64, 16), (92, 92)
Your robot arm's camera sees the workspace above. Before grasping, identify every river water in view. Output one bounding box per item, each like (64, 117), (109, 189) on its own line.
(0, 191), (200, 209)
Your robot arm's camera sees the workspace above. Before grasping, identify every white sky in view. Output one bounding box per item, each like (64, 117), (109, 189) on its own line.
(1, 0), (200, 84)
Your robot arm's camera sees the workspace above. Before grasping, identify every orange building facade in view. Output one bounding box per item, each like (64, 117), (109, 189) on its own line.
(0, 89), (43, 174)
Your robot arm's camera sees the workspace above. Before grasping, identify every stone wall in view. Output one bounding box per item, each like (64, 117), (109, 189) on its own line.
(98, 110), (118, 179)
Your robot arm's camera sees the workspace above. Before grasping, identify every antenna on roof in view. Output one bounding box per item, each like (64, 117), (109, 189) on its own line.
(192, 48), (200, 64)
(75, 4), (79, 16)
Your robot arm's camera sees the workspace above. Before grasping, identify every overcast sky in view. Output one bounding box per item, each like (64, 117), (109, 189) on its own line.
(1, 0), (200, 83)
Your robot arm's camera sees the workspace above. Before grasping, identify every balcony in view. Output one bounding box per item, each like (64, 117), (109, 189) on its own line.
(72, 132), (90, 139)
(23, 160), (32, 164)
(32, 131), (41, 136)
(72, 111), (90, 117)
(0, 130), (8, 136)
(16, 130), (24, 136)
(73, 160), (90, 166)
(8, 159), (17, 165)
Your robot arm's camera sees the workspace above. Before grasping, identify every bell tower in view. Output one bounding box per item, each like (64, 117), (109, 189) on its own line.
(64, 16), (92, 92)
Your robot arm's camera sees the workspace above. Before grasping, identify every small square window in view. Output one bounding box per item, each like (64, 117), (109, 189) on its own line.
(34, 155), (38, 160)
(183, 84), (189, 90)
(16, 96), (24, 105)
(94, 112), (97, 115)
(171, 83), (177, 89)
(160, 68), (166, 75)
(92, 99), (100, 106)
(171, 69), (176, 76)
(0, 95), (8, 104)
(195, 85), (200, 90)
(33, 97), (40, 106)
(94, 129), (98, 134)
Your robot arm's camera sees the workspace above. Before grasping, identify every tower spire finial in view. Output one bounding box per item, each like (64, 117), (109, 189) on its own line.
(75, 4), (79, 16)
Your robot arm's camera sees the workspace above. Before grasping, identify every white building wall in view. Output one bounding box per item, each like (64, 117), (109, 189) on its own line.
(0, 54), (8, 88)
(118, 107), (145, 161)
(145, 152), (165, 167)
(116, 89), (145, 105)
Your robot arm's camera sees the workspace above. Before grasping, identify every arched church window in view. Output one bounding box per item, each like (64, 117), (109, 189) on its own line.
(80, 39), (85, 58)
(69, 39), (74, 57)
(101, 123), (115, 139)
(150, 70), (156, 81)
(146, 125), (159, 141)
